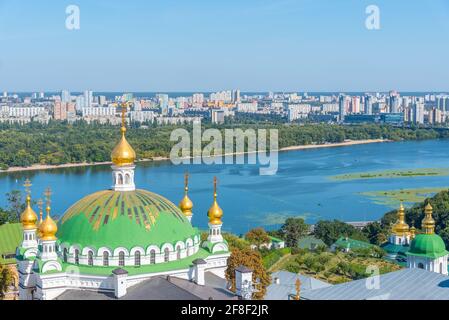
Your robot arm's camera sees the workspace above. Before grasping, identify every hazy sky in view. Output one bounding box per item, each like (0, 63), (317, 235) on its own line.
(0, 0), (448, 92)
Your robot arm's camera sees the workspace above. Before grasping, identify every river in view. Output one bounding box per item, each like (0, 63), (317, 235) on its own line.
(1, 139), (449, 235)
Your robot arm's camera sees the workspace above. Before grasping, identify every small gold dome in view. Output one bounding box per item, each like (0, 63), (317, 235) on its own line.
(180, 195), (193, 216)
(20, 195), (38, 230)
(40, 206), (58, 241)
(179, 173), (193, 217)
(207, 177), (223, 225)
(392, 203), (409, 236)
(422, 203), (435, 234)
(111, 127), (136, 166)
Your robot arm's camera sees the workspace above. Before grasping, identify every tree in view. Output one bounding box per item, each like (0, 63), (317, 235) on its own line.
(223, 233), (251, 251)
(362, 222), (387, 245)
(0, 207), (17, 225)
(0, 264), (14, 299)
(245, 228), (270, 248)
(6, 190), (25, 222)
(225, 248), (271, 300)
(313, 220), (368, 246)
(280, 218), (309, 247)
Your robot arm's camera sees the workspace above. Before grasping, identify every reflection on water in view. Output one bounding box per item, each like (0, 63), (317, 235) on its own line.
(1, 139), (449, 235)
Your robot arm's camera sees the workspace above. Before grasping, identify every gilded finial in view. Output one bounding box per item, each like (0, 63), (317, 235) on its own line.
(208, 176), (223, 225)
(422, 202), (435, 234)
(111, 102), (136, 166)
(179, 172), (193, 218)
(295, 278), (301, 300)
(392, 200), (409, 236)
(184, 172), (189, 194)
(40, 187), (58, 241)
(20, 179), (38, 230)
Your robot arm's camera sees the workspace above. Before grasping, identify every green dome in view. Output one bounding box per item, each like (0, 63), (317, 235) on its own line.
(57, 189), (199, 250)
(407, 234), (448, 259)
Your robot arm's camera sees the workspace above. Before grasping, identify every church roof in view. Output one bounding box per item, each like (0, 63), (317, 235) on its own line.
(55, 273), (237, 300)
(301, 269), (449, 300)
(57, 189), (199, 250)
(407, 234), (448, 259)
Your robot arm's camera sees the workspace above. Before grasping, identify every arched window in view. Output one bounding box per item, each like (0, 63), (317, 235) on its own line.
(119, 251), (125, 267)
(103, 251), (109, 266)
(398, 238), (402, 245)
(164, 248), (170, 262)
(418, 263), (424, 269)
(63, 248), (68, 263)
(118, 174), (123, 185)
(125, 174), (130, 184)
(74, 249), (80, 265)
(135, 251), (141, 267)
(440, 262), (443, 274)
(176, 246), (181, 260)
(88, 251), (94, 266)
(150, 250), (156, 264)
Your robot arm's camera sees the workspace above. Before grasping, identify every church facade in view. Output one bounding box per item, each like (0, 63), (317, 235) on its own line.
(16, 107), (230, 300)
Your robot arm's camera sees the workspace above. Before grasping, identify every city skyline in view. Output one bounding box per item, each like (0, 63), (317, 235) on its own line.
(1, 0), (449, 92)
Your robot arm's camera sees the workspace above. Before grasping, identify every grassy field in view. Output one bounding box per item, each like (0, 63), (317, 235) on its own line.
(360, 187), (449, 208)
(331, 168), (449, 181)
(271, 250), (401, 284)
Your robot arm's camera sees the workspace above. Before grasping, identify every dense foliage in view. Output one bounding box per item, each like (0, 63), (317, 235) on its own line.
(1, 121), (448, 169)
(280, 218), (310, 247)
(313, 220), (369, 246)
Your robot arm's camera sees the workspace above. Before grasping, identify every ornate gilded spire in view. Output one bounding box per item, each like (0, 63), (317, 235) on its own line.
(392, 201), (410, 236)
(20, 179), (38, 230)
(179, 172), (193, 218)
(207, 177), (223, 225)
(39, 188), (58, 241)
(37, 198), (44, 238)
(111, 103), (136, 166)
(295, 278), (301, 300)
(422, 202), (435, 235)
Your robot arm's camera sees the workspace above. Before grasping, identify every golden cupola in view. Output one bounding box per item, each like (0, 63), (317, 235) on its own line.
(40, 205), (58, 241)
(422, 202), (435, 235)
(20, 179), (38, 230)
(207, 177), (223, 225)
(37, 199), (44, 238)
(111, 104), (136, 166)
(392, 203), (410, 236)
(179, 173), (193, 218)
(40, 188), (58, 241)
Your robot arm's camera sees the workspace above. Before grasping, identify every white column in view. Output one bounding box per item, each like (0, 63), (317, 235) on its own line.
(21, 228), (38, 249)
(111, 165), (136, 191)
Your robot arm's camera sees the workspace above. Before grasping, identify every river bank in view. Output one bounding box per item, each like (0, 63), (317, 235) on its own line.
(0, 139), (389, 174)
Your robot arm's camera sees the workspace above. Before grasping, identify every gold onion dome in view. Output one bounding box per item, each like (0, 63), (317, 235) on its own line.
(392, 203), (409, 236)
(37, 199), (44, 238)
(111, 104), (136, 166)
(207, 177), (223, 225)
(21, 195), (38, 230)
(422, 203), (435, 234)
(40, 205), (58, 241)
(179, 173), (193, 217)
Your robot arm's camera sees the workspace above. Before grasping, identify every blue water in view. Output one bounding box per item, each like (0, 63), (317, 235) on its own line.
(1, 139), (449, 235)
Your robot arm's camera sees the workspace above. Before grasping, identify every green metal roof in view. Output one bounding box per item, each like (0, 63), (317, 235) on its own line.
(269, 236), (284, 243)
(381, 243), (410, 255)
(58, 189), (199, 250)
(0, 223), (22, 265)
(406, 234), (448, 259)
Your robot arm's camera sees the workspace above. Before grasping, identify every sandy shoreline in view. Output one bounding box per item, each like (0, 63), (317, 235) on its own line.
(0, 139), (389, 174)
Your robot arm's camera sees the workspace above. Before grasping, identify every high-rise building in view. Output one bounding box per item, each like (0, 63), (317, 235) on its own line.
(364, 95), (373, 115)
(211, 109), (225, 124)
(339, 95), (349, 121)
(413, 102), (424, 124)
(350, 96), (360, 113)
(61, 90), (71, 103)
(84, 90), (93, 108)
(2, 91), (7, 98)
(75, 95), (85, 111)
(54, 102), (68, 120)
(98, 95), (107, 106)
(390, 95), (400, 113)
